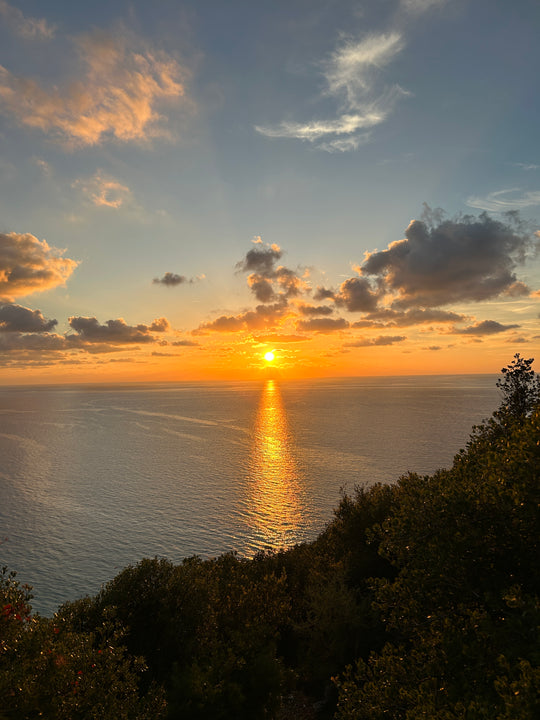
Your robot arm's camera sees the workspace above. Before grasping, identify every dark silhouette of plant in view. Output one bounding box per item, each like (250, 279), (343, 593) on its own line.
(495, 353), (540, 422)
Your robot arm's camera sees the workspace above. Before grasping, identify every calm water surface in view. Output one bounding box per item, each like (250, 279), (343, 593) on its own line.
(0, 376), (499, 615)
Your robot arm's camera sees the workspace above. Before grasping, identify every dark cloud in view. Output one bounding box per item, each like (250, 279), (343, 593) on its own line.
(247, 275), (276, 302)
(171, 339), (199, 346)
(313, 277), (380, 312)
(352, 308), (465, 328)
(313, 286), (337, 301)
(236, 245), (282, 275)
(360, 209), (537, 308)
(274, 267), (305, 297)
(297, 303), (334, 316)
(68, 316), (165, 344)
(0, 303), (57, 332)
(297, 317), (349, 333)
(149, 317), (170, 332)
(237, 242), (308, 304)
(0, 231), (78, 301)
(451, 320), (520, 335)
(335, 277), (381, 312)
(0, 332), (70, 352)
(153, 273), (190, 286)
(344, 335), (406, 347)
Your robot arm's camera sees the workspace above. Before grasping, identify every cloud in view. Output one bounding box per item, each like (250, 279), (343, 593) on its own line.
(0, 332), (71, 353)
(503, 281), (530, 297)
(296, 303), (334, 316)
(400, 0), (447, 13)
(247, 274), (276, 302)
(68, 316), (166, 344)
(318, 134), (371, 153)
(466, 188), (540, 212)
(0, 1), (56, 40)
(236, 242), (308, 303)
(334, 276), (381, 312)
(0, 231), (79, 301)
(325, 33), (405, 106)
(171, 339), (199, 347)
(253, 333), (308, 343)
(313, 287), (337, 301)
(359, 209), (537, 308)
(352, 308), (465, 327)
(236, 244), (282, 274)
(314, 276), (380, 313)
(73, 171), (132, 208)
(512, 163), (540, 171)
(195, 315), (245, 333)
(149, 317), (170, 332)
(0, 303), (57, 332)
(0, 31), (187, 146)
(153, 272), (192, 287)
(344, 335), (406, 347)
(194, 301), (289, 334)
(451, 320), (520, 336)
(296, 317), (349, 333)
(255, 32), (406, 152)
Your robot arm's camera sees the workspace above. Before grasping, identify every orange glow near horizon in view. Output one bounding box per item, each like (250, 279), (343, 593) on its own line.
(246, 379), (303, 550)
(0, 327), (529, 386)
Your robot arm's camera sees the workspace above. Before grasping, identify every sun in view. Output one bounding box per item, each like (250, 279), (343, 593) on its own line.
(264, 351), (275, 363)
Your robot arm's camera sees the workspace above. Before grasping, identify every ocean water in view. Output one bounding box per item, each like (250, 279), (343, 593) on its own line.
(0, 375), (499, 616)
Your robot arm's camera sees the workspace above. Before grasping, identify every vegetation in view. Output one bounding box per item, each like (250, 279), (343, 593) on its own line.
(1, 355), (539, 718)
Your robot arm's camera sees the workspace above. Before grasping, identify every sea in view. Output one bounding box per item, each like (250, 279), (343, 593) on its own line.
(0, 375), (500, 616)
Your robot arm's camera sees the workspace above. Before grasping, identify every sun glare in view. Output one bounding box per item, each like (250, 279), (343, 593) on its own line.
(264, 351), (275, 363)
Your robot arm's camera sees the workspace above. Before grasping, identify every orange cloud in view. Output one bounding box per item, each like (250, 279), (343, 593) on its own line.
(73, 171), (132, 208)
(0, 232), (79, 301)
(0, 31), (187, 146)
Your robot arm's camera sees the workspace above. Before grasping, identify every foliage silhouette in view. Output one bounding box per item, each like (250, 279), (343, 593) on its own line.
(1, 356), (539, 718)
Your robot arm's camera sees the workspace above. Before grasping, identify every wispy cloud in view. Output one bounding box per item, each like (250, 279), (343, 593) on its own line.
(73, 171), (132, 208)
(255, 32), (407, 152)
(466, 188), (540, 212)
(0, 31), (187, 147)
(0, 0), (56, 40)
(512, 162), (540, 171)
(400, 0), (447, 14)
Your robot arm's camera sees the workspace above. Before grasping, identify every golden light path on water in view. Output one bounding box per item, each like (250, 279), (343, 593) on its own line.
(246, 379), (304, 550)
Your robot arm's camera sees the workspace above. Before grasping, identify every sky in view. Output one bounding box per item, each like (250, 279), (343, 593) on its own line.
(0, 0), (539, 383)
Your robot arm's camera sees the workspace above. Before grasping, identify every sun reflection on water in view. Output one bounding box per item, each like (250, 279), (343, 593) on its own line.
(246, 379), (304, 551)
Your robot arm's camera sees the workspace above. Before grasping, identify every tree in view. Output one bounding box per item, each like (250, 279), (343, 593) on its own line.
(0, 567), (166, 719)
(495, 354), (540, 423)
(334, 378), (540, 719)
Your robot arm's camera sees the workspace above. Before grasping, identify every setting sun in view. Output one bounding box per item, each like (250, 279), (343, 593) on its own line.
(264, 351), (275, 363)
